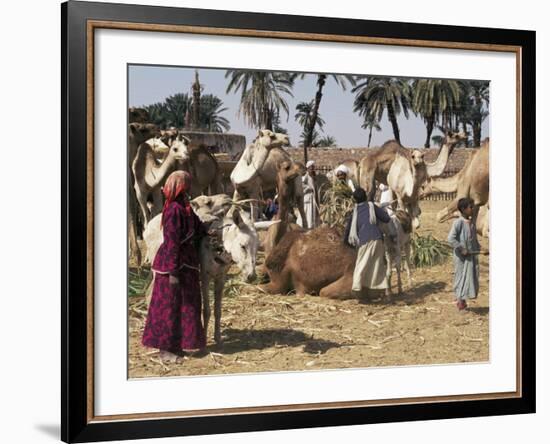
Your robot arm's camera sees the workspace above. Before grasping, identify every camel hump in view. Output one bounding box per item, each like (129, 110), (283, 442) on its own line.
(394, 209), (412, 234)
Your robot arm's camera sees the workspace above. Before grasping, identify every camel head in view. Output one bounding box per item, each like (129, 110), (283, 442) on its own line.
(231, 130), (290, 186)
(145, 137), (169, 155)
(159, 128), (178, 147)
(128, 107), (150, 123)
(277, 159), (302, 183)
(442, 129), (468, 148)
(256, 129), (290, 150)
(411, 149), (425, 166)
(190, 194), (233, 223)
(129, 122), (159, 145)
(424, 130), (467, 178)
(167, 133), (191, 163)
(223, 207), (259, 283)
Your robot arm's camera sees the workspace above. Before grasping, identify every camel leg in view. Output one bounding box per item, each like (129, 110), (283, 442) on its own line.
(471, 203), (481, 227)
(319, 273), (354, 300)
(259, 269), (291, 295)
(201, 269), (211, 344)
(213, 273), (224, 344)
(128, 183), (142, 266)
(128, 215), (142, 267)
(384, 250), (393, 297)
(135, 186), (151, 225)
(403, 241), (413, 288)
(150, 188), (163, 220)
(395, 230), (403, 295)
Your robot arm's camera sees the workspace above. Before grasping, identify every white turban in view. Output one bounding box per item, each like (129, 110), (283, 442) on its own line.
(306, 160), (315, 168)
(379, 183), (388, 191)
(335, 164), (350, 175)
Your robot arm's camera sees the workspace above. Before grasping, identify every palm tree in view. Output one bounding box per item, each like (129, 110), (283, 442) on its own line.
(142, 93), (230, 132)
(225, 70), (295, 130)
(299, 74), (356, 151)
(199, 94), (231, 133)
(271, 109), (288, 134)
(458, 80), (490, 147)
(412, 79), (461, 148)
(163, 93), (192, 128)
(361, 114), (381, 147)
(299, 128), (321, 148)
(352, 76), (411, 144)
(315, 135), (337, 147)
(295, 101), (325, 133)
(144, 102), (169, 128)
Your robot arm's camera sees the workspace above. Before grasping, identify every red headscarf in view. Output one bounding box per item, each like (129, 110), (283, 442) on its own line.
(161, 170), (192, 224)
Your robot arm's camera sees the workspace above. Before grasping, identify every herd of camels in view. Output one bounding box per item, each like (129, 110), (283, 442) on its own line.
(128, 110), (489, 303)
(127, 106), (490, 342)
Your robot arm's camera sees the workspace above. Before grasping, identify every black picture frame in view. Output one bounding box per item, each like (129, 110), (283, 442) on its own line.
(62, 1), (536, 442)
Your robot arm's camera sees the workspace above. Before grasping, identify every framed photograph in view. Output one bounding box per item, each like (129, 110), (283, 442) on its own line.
(62, 1), (535, 442)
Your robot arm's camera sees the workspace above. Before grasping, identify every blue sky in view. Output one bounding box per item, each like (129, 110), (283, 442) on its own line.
(128, 65), (489, 148)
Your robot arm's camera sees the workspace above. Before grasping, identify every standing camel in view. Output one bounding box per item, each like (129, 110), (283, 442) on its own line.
(359, 131), (467, 228)
(263, 160), (305, 257)
(231, 130), (307, 226)
(421, 138), (489, 226)
(128, 122), (159, 265)
(132, 133), (189, 224)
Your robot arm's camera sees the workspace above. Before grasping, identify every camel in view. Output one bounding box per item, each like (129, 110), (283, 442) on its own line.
(143, 194), (261, 343)
(158, 132), (222, 198)
(132, 133), (189, 224)
(380, 210), (413, 295)
(421, 139), (489, 226)
(129, 107), (150, 124)
(436, 205), (489, 238)
(262, 225), (357, 299)
(359, 131), (467, 228)
(263, 159), (305, 257)
(128, 122), (159, 265)
(231, 129), (307, 226)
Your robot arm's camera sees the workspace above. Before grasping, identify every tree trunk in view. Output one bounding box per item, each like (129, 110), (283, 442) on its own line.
(473, 120), (482, 147)
(387, 101), (400, 143)
(424, 115), (435, 148)
(368, 127), (373, 148)
(461, 121), (470, 147)
(305, 74), (326, 149)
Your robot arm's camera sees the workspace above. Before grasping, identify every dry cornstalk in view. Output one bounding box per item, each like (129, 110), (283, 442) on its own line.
(150, 357), (170, 371)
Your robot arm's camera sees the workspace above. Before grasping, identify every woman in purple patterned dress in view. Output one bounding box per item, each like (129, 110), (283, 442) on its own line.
(142, 171), (207, 362)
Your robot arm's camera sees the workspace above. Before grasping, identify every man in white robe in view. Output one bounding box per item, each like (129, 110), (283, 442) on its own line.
(302, 160), (319, 229)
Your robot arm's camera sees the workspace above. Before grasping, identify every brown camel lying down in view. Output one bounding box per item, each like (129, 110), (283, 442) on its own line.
(262, 226), (357, 299)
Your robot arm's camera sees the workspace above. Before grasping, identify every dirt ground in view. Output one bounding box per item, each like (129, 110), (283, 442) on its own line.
(128, 200), (489, 378)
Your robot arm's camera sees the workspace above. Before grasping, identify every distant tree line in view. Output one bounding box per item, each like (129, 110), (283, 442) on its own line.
(138, 70), (489, 162)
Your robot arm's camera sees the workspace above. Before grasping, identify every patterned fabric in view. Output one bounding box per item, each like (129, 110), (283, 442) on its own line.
(447, 217), (480, 301)
(142, 198), (207, 352)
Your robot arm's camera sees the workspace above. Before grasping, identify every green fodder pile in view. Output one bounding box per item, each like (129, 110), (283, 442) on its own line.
(411, 234), (451, 267)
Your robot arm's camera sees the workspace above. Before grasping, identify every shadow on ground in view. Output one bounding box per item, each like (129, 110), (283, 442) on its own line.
(211, 328), (341, 355)
(467, 306), (489, 316)
(357, 281), (447, 306)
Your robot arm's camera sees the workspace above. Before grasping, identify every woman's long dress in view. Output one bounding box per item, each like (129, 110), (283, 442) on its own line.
(142, 198), (206, 352)
(447, 217), (481, 301)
